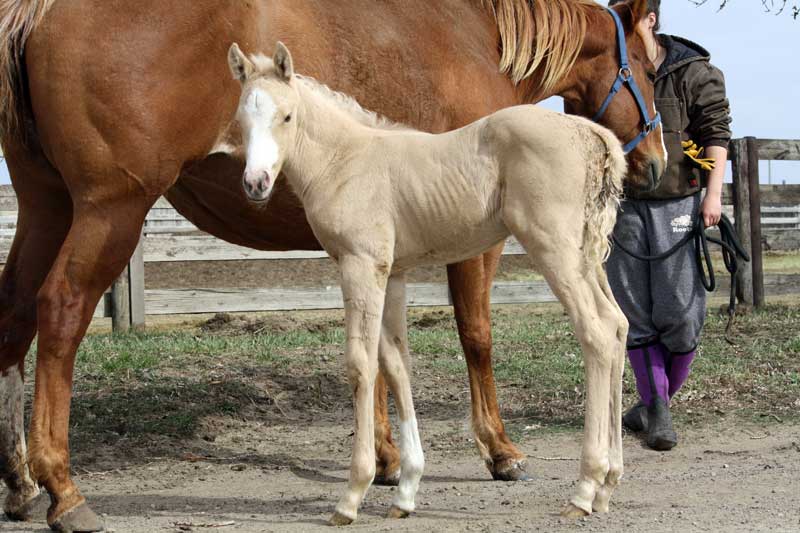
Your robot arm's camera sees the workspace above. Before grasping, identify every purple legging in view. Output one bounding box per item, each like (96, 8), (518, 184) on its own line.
(629, 343), (696, 405)
(668, 349), (696, 398)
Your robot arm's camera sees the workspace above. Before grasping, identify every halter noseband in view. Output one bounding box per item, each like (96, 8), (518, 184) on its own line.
(592, 7), (662, 154)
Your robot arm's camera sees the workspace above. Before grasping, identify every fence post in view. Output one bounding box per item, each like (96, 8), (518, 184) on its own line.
(111, 266), (131, 333)
(111, 232), (145, 332)
(746, 137), (765, 308)
(129, 232), (146, 329)
(730, 139), (753, 306)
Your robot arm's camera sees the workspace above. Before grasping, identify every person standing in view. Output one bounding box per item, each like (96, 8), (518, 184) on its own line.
(606, 0), (732, 450)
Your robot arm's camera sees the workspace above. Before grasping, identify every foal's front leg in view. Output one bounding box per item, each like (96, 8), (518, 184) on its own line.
(378, 274), (424, 518)
(330, 254), (389, 526)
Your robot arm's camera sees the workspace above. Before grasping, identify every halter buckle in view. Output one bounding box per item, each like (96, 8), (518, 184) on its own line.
(618, 67), (632, 81)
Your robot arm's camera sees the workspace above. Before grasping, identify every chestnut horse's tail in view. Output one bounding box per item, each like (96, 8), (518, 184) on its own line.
(582, 120), (626, 266)
(0, 0), (56, 141)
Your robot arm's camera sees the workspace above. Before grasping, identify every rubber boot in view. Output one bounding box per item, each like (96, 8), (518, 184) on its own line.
(622, 401), (648, 433)
(646, 396), (678, 450)
(625, 344), (668, 434)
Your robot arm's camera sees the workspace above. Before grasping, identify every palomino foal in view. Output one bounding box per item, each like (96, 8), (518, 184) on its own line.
(228, 42), (629, 524)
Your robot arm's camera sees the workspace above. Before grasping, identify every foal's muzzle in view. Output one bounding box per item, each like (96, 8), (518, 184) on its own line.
(243, 171), (272, 202)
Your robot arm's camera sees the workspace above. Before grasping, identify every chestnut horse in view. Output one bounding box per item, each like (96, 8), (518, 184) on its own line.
(0, 0), (663, 530)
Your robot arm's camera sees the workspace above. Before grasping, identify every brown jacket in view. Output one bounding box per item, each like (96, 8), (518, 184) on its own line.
(632, 35), (732, 200)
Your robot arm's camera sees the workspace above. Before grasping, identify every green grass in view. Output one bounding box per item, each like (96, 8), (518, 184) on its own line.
(22, 303), (798, 460)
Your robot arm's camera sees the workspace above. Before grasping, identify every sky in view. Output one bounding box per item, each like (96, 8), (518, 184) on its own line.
(1, 0), (797, 185)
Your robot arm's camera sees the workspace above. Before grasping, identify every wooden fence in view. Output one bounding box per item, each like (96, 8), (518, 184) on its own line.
(730, 138), (800, 307)
(2, 136), (799, 330)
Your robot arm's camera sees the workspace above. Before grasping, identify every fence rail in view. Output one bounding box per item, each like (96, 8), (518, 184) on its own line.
(730, 137), (800, 307)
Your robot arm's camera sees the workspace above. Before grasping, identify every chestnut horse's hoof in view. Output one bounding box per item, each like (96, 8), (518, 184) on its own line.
(329, 511), (354, 526)
(561, 503), (591, 519)
(50, 502), (105, 533)
(386, 505), (410, 519)
(490, 459), (532, 482)
(3, 486), (43, 522)
(373, 470), (401, 486)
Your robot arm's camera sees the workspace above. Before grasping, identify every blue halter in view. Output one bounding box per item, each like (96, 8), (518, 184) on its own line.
(593, 7), (662, 154)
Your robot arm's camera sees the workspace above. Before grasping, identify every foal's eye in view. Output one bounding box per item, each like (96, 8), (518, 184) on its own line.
(284, 114), (292, 123)
(646, 71), (657, 83)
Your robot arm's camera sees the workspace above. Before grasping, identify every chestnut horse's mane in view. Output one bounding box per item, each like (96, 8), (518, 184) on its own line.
(483, 0), (598, 91)
(0, 0), (56, 139)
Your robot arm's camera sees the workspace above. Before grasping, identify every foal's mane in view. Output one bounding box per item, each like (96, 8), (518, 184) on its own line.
(483, 0), (599, 92)
(250, 54), (408, 132)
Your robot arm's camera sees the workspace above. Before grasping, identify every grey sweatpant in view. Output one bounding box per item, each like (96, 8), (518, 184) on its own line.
(607, 193), (705, 353)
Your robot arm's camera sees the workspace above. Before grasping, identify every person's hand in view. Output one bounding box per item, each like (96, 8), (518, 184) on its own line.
(700, 193), (722, 228)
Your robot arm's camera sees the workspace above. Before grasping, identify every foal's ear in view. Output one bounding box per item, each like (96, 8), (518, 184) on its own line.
(273, 41), (294, 81)
(228, 43), (255, 83)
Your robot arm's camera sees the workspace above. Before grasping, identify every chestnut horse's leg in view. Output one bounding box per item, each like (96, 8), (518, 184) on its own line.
(373, 373), (401, 485)
(446, 246), (530, 481)
(0, 140), (72, 521)
(27, 192), (157, 532)
(330, 254), (388, 526)
(377, 274), (424, 518)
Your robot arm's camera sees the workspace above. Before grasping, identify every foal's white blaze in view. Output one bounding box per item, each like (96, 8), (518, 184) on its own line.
(393, 418), (425, 512)
(241, 88), (280, 200)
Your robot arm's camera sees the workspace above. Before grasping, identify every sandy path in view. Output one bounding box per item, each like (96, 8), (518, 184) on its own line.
(3, 420), (798, 533)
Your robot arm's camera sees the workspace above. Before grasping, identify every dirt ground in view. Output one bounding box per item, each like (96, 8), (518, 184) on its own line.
(2, 298), (799, 532)
(2, 420), (798, 533)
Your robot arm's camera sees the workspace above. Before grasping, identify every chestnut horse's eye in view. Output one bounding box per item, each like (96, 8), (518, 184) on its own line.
(646, 71), (656, 83)
(284, 114), (292, 123)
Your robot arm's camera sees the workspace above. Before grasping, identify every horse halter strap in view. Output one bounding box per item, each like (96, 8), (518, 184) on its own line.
(593, 7), (662, 154)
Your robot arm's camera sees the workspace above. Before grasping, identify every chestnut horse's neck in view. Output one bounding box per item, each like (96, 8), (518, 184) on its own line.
(476, 0), (606, 103)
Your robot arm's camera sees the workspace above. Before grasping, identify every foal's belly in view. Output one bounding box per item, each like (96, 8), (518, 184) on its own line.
(393, 231), (509, 271)
(391, 213), (509, 271)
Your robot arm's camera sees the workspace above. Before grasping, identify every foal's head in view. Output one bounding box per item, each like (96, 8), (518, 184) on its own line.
(229, 42), (299, 202)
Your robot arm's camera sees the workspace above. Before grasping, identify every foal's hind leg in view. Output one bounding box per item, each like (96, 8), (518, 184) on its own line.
(510, 226), (621, 516)
(330, 254), (388, 525)
(377, 275), (424, 518)
(0, 140), (72, 521)
(590, 267), (628, 513)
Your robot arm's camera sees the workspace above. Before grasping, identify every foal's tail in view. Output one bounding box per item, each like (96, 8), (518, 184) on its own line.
(581, 121), (626, 265)
(0, 0), (56, 140)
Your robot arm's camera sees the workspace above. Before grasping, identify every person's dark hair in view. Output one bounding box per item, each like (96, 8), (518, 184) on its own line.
(608, 0), (661, 32)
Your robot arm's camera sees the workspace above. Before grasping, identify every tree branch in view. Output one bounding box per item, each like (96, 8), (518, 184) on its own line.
(688, 0), (799, 18)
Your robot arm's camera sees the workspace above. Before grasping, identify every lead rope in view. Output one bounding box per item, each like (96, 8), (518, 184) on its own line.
(611, 213), (750, 344)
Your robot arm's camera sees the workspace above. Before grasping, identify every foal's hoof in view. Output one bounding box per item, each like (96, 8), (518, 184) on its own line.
(4, 487), (43, 522)
(386, 505), (410, 519)
(50, 503), (105, 533)
(373, 470), (401, 486)
(561, 503), (590, 519)
(490, 459), (532, 482)
(329, 511), (354, 526)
